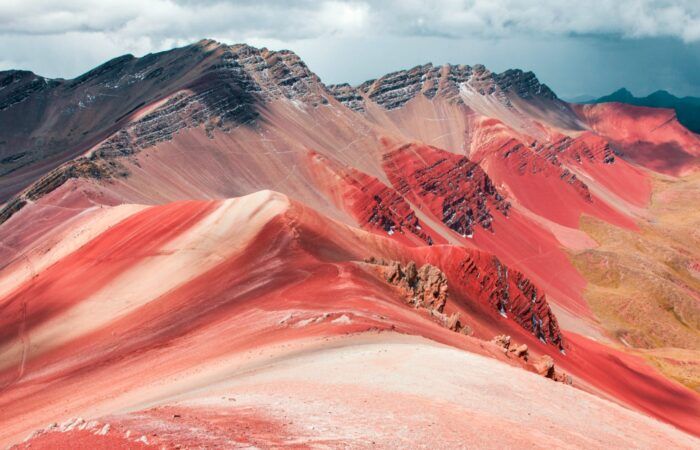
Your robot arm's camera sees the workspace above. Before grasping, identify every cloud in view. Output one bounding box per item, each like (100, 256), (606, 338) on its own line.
(0, 1), (372, 42)
(381, 1), (700, 43)
(1, 0), (699, 43)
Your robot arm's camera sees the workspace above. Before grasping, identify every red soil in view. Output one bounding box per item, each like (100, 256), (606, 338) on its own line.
(11, 430), (156, 450)
(555, 132), (651, 208)
(0, 193), (697, 446)
(0, 200), (218, 384)
(559, 332), (700, 436)
(470, 124), (642, 229)
(575, 103), (700, 176)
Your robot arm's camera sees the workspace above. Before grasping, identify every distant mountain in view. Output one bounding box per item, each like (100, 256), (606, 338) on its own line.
(587, 88), (700, 134)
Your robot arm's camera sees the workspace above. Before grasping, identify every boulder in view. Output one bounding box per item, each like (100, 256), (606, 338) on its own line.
(535, 355), (556, 378)
(491, 334), (512, 351)
(510, 344), (529, 359)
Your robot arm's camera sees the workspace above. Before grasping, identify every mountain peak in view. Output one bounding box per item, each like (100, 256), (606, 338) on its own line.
(613, 87), (633, 96)
(328, 61), (558, 112)
(597, 87), (635, 103)
(194, 38), (222, 49)
(647, 89), (676, 101)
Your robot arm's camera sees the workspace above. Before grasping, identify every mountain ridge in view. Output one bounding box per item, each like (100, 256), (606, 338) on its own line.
(586, 87), (700, 134)
(0, 39), (569, 211)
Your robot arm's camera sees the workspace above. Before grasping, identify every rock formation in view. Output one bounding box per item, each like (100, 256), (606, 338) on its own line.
(383, 143), (511, 238)
(364, 257), (474, 335)
(453, 253), (564, 350)
(366, 257), (449, 312)
(327, 63), (558, 112)
(491, 335), (572, 384)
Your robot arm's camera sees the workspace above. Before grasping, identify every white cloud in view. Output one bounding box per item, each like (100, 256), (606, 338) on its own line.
(1, 1), (699, 43)
(317, 1), (371, 35)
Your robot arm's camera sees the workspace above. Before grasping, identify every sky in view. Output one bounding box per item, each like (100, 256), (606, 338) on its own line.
(1, 0), (700, 99)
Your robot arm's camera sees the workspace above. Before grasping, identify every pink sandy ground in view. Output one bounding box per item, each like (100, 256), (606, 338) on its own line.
(10, 334), (700, 449)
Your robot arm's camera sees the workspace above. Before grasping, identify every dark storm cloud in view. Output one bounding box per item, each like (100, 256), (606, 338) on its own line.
(1, 1), (699, 97)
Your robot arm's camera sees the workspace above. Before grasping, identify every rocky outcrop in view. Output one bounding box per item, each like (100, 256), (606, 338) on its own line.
(0, 70), (58, 111)
(491, 335), (572, 384)
(534, 355), (572, 383)
(493, 69), (557, 101)
(363, 252), (563, 350)
(92, 42), (332, 160)
(0, 197), (26, 224)
(365, 257), (471, 334)
(552, 134), (619, 165)
(357, 64), (436, 110)
(453, 252), (564, 350)
(326, 63), (559, 112)
(500, 137), (594, 203)
(527, 134), (619, 171)
(326, 83), (366, 111)
(364, 190), (434, 245)
(381, 258), (449, 312)
(383, 143), (511, 238)
(93, 86), (257, 159)
(24, 158), (127, 200)
(224, 44), (328, 106)
(369, 195), (422, 239)
(0, 156), (129, 226)
(308, 151), (434, 245)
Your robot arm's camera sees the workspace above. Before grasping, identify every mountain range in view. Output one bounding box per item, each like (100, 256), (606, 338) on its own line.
(0, 39), (699, 448)
(586, 88), (700, 134)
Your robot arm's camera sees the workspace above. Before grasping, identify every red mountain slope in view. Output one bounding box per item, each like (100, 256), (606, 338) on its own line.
(0, 40), (698, 447)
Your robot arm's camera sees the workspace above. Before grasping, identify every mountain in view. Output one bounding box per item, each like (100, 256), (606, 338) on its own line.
(588, 87), (700, 134)
(1, 40), (699, 448)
